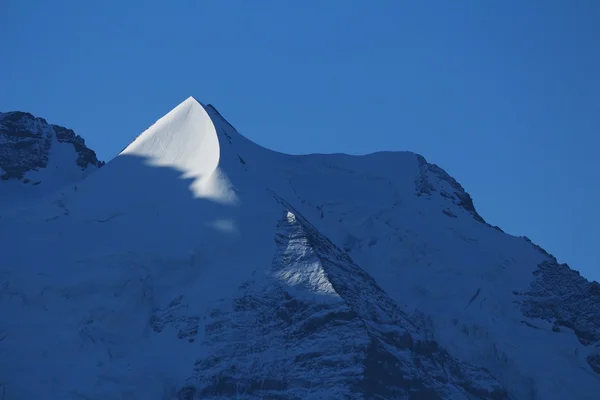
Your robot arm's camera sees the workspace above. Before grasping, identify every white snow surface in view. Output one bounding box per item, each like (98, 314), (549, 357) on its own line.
(120, 97), (237, 204)
(1, 97), (598, 399)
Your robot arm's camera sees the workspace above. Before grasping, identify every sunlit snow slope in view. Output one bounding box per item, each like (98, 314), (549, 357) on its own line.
(1, 97), (598, 400)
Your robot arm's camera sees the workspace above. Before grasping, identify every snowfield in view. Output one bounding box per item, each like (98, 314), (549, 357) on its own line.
(1, 97), (598, 399)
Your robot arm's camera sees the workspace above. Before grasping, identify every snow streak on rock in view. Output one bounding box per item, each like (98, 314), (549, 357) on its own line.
(517, 256), (600, 374)
(415, 154), (484, 223)
(0, 111), (103, 181)
(177, 202), (508, 399)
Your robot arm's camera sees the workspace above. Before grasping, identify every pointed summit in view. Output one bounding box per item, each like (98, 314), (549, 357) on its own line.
(4, 97), (598, 400)
(69, 97), (240, 210)
(120, 96), (221, 180)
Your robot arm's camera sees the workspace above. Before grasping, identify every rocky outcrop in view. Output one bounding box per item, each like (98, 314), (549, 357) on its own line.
(517, 258), (600, 373)
(53, 124), (104, 169)
(149, 295), (201, 342)
(518, 259), (600, 344)
(0, 112), (53, 180)
(415, 154), (485, 223)
(0, 111), (103, 181)
(174, 202), (508, 399)
(588, 352), (600, 374)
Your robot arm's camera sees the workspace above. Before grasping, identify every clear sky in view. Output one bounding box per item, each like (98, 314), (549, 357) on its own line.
(1, 1), (598, 280)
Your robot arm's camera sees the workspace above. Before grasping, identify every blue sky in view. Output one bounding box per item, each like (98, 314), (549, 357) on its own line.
(1, 1), (598, 280)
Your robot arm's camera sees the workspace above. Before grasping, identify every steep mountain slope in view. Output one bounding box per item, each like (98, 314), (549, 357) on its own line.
(0, 111), (104, 205)
(1, 97), (598, 399)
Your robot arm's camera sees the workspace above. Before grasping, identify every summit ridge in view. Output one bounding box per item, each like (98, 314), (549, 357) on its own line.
(0, 97), (598, 399)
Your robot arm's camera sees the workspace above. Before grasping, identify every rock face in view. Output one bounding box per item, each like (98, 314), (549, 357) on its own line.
(415, 154), (485, 223)
(53, 124), (104, 170)
(179, 205), (508, 399)
(0, 111), (103, 183)
(517, 244), (600, 374)
(519, 259), (600, 346)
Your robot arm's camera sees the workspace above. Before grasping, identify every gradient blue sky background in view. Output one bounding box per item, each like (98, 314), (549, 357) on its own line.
(1, 1), (598, 279)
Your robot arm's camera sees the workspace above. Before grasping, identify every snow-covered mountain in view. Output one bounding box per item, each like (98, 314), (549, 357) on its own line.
(1, 97), (598, 399)
(0, 111), (104, 205)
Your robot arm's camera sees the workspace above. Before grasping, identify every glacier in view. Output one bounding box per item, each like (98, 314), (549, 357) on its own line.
(0, 97), (598, 399)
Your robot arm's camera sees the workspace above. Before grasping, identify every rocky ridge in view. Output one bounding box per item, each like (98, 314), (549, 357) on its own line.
(0, 111), (103, 183)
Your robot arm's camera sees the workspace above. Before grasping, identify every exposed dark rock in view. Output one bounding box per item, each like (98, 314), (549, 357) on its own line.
(587, 353), (600, 374)
(0, 111), (52, 179)
(519, 260), (600, 350)
(149, 295), (200, 341)
(522, 236), (557, 262)
(175, 386), (198, 400)
(442, 209), (457, 218)
(205, 104), (235, 144)
(53, 124), (103, 168)
(415, 155), (485, 223)
(0, 111), (103, 182)
(175, 201), (508, 399)
(489, 225), (504, 233)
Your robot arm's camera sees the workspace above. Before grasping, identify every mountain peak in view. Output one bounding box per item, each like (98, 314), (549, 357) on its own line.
(2, 99), (599, 399)
(112, 96), (242, 204)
